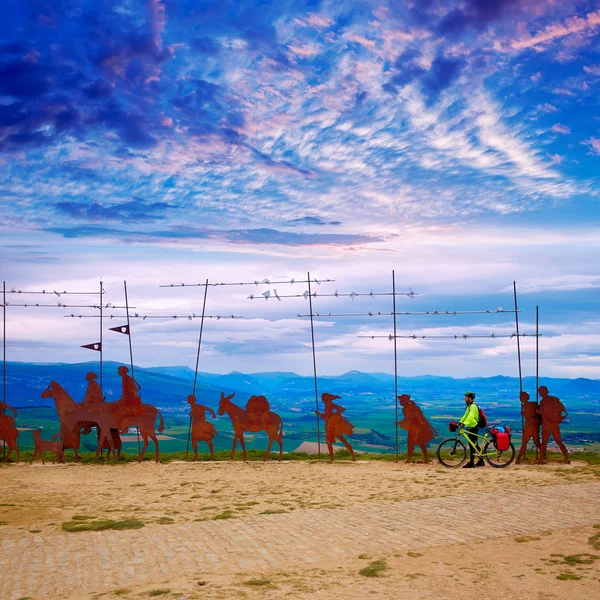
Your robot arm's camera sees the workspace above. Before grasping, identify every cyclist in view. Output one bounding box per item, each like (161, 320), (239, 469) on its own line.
(459, 392), (484, 468)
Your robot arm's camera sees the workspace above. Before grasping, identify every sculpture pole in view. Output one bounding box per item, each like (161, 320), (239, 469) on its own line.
(2, 281), (5, 461)
(123, 280), (140, 456)
(186, 278), (209, 459)
(392, 270), (399, 463)
(307, 272), (321, 458)
(99, 280), (103, 392)
(513, 281), (524, 436)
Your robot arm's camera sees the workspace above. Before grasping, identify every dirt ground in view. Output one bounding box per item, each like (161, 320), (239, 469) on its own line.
(1, 459), (600, 599)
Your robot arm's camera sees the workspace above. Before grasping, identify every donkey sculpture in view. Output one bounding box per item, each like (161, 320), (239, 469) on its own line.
(218, 392), (283, 462)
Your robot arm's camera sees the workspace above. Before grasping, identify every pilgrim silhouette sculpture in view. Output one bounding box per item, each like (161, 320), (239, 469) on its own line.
(315, 393), (356, 461)
(41, 366), (165, 462)
(538, 385), (570, 464)
(395, 394), (437, 463)
(218, 392), (283, 461)
(0, 401), (20, 463)
(516, 391), (541, 464)
(188, 394), (218, 460)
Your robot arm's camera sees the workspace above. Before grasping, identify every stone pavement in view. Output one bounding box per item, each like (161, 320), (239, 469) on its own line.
(1, 481), (599, 599)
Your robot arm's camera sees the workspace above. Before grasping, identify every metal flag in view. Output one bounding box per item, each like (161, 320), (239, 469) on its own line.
(109, 324), (130, 335)
(81, 342), (102, 352)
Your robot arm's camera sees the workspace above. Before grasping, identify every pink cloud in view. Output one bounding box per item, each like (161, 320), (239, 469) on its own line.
(582, 137), (600, 155)
(551, 123), (571, 134)
(288, 43), (321, 58)
(530, 71), (542, 82)
(584, 64), (600, 75)
(536, 103), (558, 113)
(549, 153), (565, 165)
(510, 9), (600, 50)
(552, 87), (576, 96)
(296, 14), (333, 29)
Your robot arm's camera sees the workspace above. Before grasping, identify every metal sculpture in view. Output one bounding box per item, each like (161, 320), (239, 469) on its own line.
(515, 391), (541, 464)
(188, 395), (218, 460)
(218, 392), (283, 462)
(0, 400), (20, 463)
(30, 430), (64, 464)
(315, 393), (356, 461)
(395, 394), (437, 463)
(538, 385), (570, 464)
(41, 374), (165, 462)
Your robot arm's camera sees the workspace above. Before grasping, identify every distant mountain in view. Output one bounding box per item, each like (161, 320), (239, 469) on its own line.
(4, 362), (599, 413)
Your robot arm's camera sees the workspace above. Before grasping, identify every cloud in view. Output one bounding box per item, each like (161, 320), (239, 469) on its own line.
(501, 276), (600, 294)
(55, 200), (171, 223)
(551, 123), (571, 134)
(536, 103), (558, 113)
(508, 9), (600, 51)
(582, 137), (600, 155)
(583, 65), (600, 75)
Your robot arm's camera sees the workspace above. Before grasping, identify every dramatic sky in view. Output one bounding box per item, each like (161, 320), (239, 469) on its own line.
(1, 0), (599, 379)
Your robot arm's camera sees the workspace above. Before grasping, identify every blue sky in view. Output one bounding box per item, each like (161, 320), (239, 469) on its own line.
(0, 0), (599, 378)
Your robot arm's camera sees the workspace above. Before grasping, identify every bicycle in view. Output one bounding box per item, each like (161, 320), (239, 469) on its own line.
(436, 422), (515, 468)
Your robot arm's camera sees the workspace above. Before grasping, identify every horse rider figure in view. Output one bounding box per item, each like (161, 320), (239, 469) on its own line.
(82, 372), (105, 407)
(115, 365), (143, 431)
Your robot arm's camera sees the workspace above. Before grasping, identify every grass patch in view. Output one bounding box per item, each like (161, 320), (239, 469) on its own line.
(561, 553), (599, 566)
(0, 521), (8, 526)
(406, 573), (426, 580)
(588, 532), (600, 550)
(260, 509), (287, 515)
(358, 553), (372, 560)
(72, 515), (96, 521)
(515, 536), (541, 543)
(62, 519), (144, 532)
(407, 551), (423, 557)
(244, 579), (274, 588)
(556, 572), (581, 581)
(359, 558), (387, 578)
(147, 590), (170, 597)
(157, 517), (174, 524)
(113, 589), (129, 596)
(29, 529), (41, 533)
(212, 511), (235, 520)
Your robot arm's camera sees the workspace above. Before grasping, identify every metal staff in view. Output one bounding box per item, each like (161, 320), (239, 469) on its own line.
(65, 314), (241, 319)
(513, 281), (524, 437)
(100, 281), (103, 392)
(392, 271), (399, 463)
(297, 309), (519, 317)
(186, 278), (210, 460)
(307, 272), (321, 458)
(123, 281), (141, 456)
(359, 333), (540, 339)
(2, 281), (5, 460)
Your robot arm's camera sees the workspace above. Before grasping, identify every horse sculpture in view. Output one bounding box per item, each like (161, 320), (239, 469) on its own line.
(42, 380), (165, 462)
(218, 392), (283, 462)
(0, 401), (20, 463)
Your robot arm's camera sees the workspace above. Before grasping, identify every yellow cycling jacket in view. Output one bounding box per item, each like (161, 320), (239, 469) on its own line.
(460, 403), (479, 428)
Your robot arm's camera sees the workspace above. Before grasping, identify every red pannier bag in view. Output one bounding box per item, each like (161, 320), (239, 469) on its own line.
(495, 432), (510, 451)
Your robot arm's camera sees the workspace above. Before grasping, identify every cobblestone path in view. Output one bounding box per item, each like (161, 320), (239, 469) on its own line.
(2, 481), (599, 599)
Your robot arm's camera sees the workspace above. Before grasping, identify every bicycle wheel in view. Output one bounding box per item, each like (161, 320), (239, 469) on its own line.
(436, 438), (468, 468)
(483, 440), (516, 468)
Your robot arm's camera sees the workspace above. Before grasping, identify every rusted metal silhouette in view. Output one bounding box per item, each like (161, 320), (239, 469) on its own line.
(395, 394), (437, 463)
(114, 365), (142, 430)
(0, 401), (20, 462)
(30, 430), (65, 464)
(538, 385), (570, 464)
(41, 374), (164, 462)
(218, 391), (283, 461)
(315, 393), (355, 461)
(188, 394), (218, 460)
(83, 371), (104, 406)
(516, 391), (541, 464)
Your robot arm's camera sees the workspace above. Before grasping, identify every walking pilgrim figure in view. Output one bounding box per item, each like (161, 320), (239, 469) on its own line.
(315, 393), (356, 462)
(395, 394), (437, 463)
(538, 385), (570, 464)
(515, 391), (541, 464)
(188, 395), (218, 460)
(0, 401), (20, 463)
